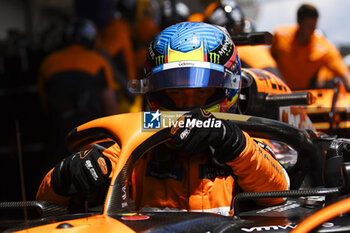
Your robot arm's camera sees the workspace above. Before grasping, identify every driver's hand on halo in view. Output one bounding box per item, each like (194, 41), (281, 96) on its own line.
(169, 108), (247, 166)
(50, 147), (112, 206)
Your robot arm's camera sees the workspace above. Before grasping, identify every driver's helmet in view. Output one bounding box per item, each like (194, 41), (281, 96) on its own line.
(131, 21), (241, 113)
(204, 0), (245, 35)
(63, 18), (98, 49)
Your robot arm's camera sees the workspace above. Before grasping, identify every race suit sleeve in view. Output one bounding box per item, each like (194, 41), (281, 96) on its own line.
(36, 143), (120, 206)
(270, 31), (280, 62)
(227, 132), (290, 206)
(323, 42), (349, 77)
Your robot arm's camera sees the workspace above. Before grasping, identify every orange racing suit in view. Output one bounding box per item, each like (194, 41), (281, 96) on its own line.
(38, 44), (118, 97)
(36, 132), (289, 216)
(37, 44), (119, 129)
(99, 18), (136, 82)
(99, 18), (143, 113)
(37, 44), (119, 168)
(270, 25), (349, 89)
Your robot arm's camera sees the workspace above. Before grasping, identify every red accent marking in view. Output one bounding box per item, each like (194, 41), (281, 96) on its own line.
(121, 215), (151, 221)
(220, 99), (227, 112)
(224, 47), (237, 68)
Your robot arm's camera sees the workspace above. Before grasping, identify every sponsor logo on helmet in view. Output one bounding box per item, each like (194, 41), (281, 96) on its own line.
(147, 43), (155, 59)
(178, 62), (195, 66)
(218, 37), (233, 56)
(155, 55), (164, 66)
(209, 52), (221, 64)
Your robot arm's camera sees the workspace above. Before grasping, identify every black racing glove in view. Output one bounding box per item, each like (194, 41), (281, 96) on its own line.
(51, 147), (112, 206)
(170, 108), (246, 165)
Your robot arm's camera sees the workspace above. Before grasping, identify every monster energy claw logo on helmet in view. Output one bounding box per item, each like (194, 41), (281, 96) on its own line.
(155, 55), (164, 66)
(209, 52), (221, 64)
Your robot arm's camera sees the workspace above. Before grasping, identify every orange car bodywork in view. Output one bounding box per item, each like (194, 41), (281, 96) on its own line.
(14, 113), (155, 232)
(296, 81), (350, 132)
(245, 69), (291, 94)
(243, 68), (350, 133)
(241, 69), (315, 130)
(13, 112), (262, 233)
(15, 215), (135, 233)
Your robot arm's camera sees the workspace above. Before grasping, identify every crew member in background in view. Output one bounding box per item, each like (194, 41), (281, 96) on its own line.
(270, 3), (350, 90)
(98, 0), (142, 113)
(189, 0), (281, 77)
(37, 18), (119, 170)
(36, 22), (289, 216)
(99, 16), (135, 82)
(133, 15), (161, 79)
(151, 0), (190, 30)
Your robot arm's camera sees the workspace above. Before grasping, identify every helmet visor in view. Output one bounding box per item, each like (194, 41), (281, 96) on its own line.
(129, 61), (241, 93)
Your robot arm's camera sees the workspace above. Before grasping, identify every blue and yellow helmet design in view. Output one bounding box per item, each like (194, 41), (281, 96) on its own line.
(132, 22), (241, 113)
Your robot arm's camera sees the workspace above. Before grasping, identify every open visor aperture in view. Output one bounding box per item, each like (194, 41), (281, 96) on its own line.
(129, 61), (241, 93)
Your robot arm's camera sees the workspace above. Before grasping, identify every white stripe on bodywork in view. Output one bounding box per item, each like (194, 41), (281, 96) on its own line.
(191, 206), (231, 216)
(141, 206), (231, 216)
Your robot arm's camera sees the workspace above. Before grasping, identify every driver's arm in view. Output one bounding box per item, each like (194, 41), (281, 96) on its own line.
(170, 108), (289, 207)
(228, 132), (289, 206)
(36, 143), (120, 206)
(322, 42), (350, 90)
